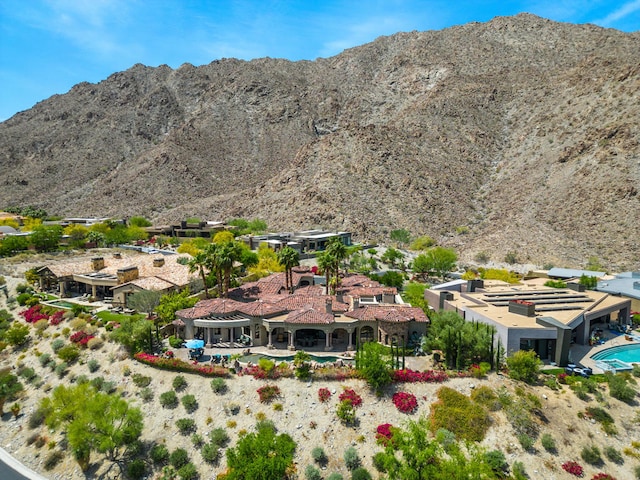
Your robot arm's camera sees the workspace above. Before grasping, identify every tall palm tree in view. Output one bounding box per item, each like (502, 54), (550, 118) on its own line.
(187, 250), (211, 298)
(277, 246), (300, 294)
(316, 250), (334, 295)
(326, 237), (348, 293)
(216, 241), (244, 297)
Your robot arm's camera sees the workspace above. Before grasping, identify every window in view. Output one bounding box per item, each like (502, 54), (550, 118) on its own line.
(213, 328), (221, 335)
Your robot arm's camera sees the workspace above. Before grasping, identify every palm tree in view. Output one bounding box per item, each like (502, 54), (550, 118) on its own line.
(216, 241), (244, 297)
(325, 237), (348, 294)
(316, 251), (334, 295)
(187, 250), (211, 298)
(277, 246), (300, 294)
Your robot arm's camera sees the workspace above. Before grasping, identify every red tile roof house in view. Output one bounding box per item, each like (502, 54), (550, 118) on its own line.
(176, 266), (428, 351)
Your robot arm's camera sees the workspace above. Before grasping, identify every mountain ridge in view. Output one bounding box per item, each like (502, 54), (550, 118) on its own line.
(1, 13), (638, 270)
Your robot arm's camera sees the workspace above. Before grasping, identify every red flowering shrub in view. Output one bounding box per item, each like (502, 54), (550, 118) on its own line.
(557, 372), (568, 384)
(339, 388), (362, 407)
(20, 305), (48, 324)
(314, 367), (359, 381)
(376, 423), (394, 445)
(49, 310), (64, 325)
(69, 330), (95, 347)
(133, 352), (229, 377)
(257, 384), (280, 403)
(392, 369), (448, 383)
(591, 474), (615, 480)
(318, 387), (331, 402)
(561, 461), (584, 477)
(392, 392), (418, 413)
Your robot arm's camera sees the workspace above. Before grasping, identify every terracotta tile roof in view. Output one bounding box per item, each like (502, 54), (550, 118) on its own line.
(236, 301), (287, 317)
(286, 307), (335, 325)
(343, 286), (397, 297)
(116, 277), (175, 291)
(340, 274), (381, 288)
(345, 305), (428, 323)
(274, 295), (349, 313)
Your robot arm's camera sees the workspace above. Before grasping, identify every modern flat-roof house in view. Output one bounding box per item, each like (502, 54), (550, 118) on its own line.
(145, 220), (230, 239)
(176, 268), (426, 351)
(597, 272), (640, 313)
(36, 253), (199, 307)
(424, 279), (631, 366)
(239, 230), (352, 254)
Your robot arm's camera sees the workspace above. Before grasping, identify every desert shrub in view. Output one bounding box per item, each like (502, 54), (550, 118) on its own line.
(177, 462), (197, 480)
(55, 362), (68, 378)
(28, 407), (48, 429)
(87, 337), (103, 350)
(56, 344), (80, 363)
(90, 376), (104, 391)
(210, 377), (227, 394)
(470, 386), (502, 411)
(126, 459), (146, 480)
(191, 433), (204, 447)
(139, 387), (153, 402)
(607, 373), (636, 403)
(305, 465), (322, 480)
(132, 373), (152, 388)
(604, 446), (623, 464)
(311, 446), (327, 464)
(541, 433), (557, 452)
(435, 428), (457, 450)
(257, 384), (280, 403)
(372, 451), (387, 472)
(429, 386), (491, 442)
(344, 446), (360, 471)
(351, 467), (372, 480)
(484, 450), (508, 475)
(172, 375), (188, 391)
(512, 461), (527, 480)
(18, 367), (37, 381)
(150, 443), (169, 464)
(69, 318), (87, 331)
(43, 450), (64, 471)
(337, 399), (356, 425)
(87, 359), (100, 373)
(168, 335), (183, 348)
(224, 402), (240, 415)
(327, 474), (344, 480)
(169, 448), (190, 469)
(181, 394), (198, 413)
(38, 353), (52, 367)
(506, 350), (541, 384)
(201, 441), (220, 463)
(518, 433), (535, 451)
(581, 445), (603, 465)
(50, 338), (65, 353)
(176, 418), (196, 435)
(160, 390), (178, 408)
(209, 427), (230, 448)
(101, 380), (117, 394)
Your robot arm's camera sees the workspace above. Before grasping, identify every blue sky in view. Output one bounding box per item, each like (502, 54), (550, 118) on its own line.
(1, 0), (639, 121)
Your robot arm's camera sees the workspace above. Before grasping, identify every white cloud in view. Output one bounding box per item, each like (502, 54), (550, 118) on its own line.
(594, 0), (640, 26)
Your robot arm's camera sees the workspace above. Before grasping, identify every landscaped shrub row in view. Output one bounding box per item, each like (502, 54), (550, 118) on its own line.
(133, 352), (229, 377)
(20, 304), (64, 325)
(392, 369), (449, 383)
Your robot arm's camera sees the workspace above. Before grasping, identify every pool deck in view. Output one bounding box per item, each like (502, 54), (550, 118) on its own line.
(567, 329), (640, 373)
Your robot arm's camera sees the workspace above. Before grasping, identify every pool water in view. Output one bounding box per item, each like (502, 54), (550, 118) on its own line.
(45, 300), (75, 309)
(240, 353), (353, 364)
(591, 343), (640, 363)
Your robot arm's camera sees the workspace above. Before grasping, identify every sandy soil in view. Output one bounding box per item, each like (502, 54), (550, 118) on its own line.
(0, 253), (638, 480)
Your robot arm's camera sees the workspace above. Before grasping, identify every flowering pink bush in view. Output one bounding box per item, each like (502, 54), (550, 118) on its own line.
(392, 369), (448, 383)
(561, 461), (584, 477)
(69, 330), (95, 347)
(134, 352), (229, 377)
(49, 310), (64, 325)
(318, 387), (331, 402)
(20, 305), (48, 324)
(257, 384), (281, 403)
(376, 423), (394, 445)
(591, 474), (615, 480)
(557, 372), (568, 384)
(392, 392), (418, 413)
(339, 388), (362, 407)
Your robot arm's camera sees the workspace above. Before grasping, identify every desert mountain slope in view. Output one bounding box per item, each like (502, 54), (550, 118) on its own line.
(1, 14), (638, 269)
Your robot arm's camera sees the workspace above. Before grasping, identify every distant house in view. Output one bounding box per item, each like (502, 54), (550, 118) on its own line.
(176, 267), (426, 351)
(239, 229), (352, 254)
(547, 267), (606, 280)
(424, 279), (631, 367)
(145, 220), (230, 239)
(36, 252), (199, 307)
(597, 272), (640, 313)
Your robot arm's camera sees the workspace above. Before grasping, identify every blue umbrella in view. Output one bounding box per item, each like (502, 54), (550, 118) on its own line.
(185, 339), (205, 349)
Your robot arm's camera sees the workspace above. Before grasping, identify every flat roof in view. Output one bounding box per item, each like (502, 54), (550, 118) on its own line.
(597, 272), (640, 300)
(548, 267), (606, 279)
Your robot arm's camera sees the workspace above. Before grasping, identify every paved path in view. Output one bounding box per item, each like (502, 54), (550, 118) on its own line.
(0, 448), (48, 480)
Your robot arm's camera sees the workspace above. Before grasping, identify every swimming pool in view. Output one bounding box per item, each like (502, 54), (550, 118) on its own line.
(240, 353), (353, 365)
(591, 343), (640, 364)
(44, 300), (75, 309)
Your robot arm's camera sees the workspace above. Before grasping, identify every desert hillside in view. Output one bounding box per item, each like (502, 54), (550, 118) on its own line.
(1, 14), (639, 270)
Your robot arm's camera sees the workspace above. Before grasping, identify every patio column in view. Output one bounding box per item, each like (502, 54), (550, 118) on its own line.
(206, 328), (212, 348)
(267, 329), (274, 349)
(347, 328), (354, 351)
(325, 330), (332, 351)
(59, 281), (65, 297)
(288, 329), (295, 351)
(91, 284), (97, 299)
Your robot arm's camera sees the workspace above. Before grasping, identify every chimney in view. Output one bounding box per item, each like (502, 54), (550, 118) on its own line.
(325, 298), (333, 314)
(336, 289), (344, 303)
(153, 257), (165, 267)
(91, 257), (105, 270)
(351, 296), (360, 310)
(112, 252), (122, 259)
(117, 266), (139, 284)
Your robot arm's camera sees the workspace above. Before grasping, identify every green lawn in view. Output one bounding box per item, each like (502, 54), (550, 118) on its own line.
(96, 311), (146, 323)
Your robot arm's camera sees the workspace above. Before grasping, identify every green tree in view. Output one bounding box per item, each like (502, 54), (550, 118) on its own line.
(377, 271), (405, 289)
(0, 372), (23, 414)
(188, 250), (213, 298)
(127, 290), (162, 317)
(4, 322), (30, 347)
(30, 225), (63, 252)
(325, 237), (348, 294)
(380, 247), (405, 269)
(226, 421), (296, 480)
(316, 250), (334, 294)
(156, 290), (198, 326)
(506, 350), (541, 384)
(357, 342), (392, 396)
(413, 247), (457, 281)
(63, 224), (89, 248)
(410, 236), (435, 251)
(0, 235), (29, 257)
(129, 216), (152, 227)
(277, 246), (300, 294)
(401, 282), (429, 313)
(579, 274), (598, 290)
(41, 383), (143, 470)
(389, 229), (411, 246)
(86, 230), (105, 247)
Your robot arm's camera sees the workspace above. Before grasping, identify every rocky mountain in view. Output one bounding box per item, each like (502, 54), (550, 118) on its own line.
(1, 13), (638, 270)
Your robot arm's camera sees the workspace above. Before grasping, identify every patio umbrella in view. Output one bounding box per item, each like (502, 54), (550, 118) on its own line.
(185, 339), (205, 349)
